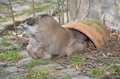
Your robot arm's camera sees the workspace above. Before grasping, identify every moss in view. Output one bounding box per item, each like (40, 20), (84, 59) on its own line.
(78, 20), (110, 40)
(89, 19), (110, 37)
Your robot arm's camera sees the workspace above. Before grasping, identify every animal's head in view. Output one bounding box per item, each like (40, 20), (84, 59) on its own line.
(27, 14), (50, 26)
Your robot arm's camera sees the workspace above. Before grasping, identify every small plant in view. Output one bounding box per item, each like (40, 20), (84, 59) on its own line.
(109, 66), (120, 72)
(23, 68), (49, 79)
(35, 3), (55, 12)
(0, 50), (21, 61)
(64, 74), (71, 79)
(99, 59), (111, 67)
(90, 69), (103, 78)
(70, 55), (85, 65)
(0, 71), (9, 76)
(26, 59), (52, 68)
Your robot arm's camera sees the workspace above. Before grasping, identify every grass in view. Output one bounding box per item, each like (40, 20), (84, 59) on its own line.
(0, 71), (9, 76)
(109, 66), (120, 72)
(12, 0), (28, 1)
(26, 59), (52, 68)
(21, 68), (51, 79)
(0, 1), (56, 23)
(0, 50), (21, 61)
(35, 3), (55, 12)
(0, 40), (11, 46)
(90, 69), (103, 78)
(89, 58), (120, 78)
(10, 68), (50, 79)
(70, 55), (85, 65)
(0, 40), (20, 53)
(64, 74), (71, 79)
(0, 2), (8, 6)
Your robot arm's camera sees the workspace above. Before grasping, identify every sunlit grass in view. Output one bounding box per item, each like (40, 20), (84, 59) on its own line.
(0, 71), (9, 76)
(26, 59), (52, 68)
(0, 50), (21, 61)
(0, 40), (11, 46)
(22, 68), (50, 79)
(90, 69), (103, 78)
(70, 55), (85, 65)
(64, 74), (71, 79)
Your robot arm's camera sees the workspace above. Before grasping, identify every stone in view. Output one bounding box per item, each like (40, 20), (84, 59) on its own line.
(13, 6), (31, 12)
(18, 50), (30, 58)
(0, 24), (8, 31)
(1, 72), (26, 79)
(2, 21), (13, 25)
(0, 14), (5, 17)
(15, 15), (32, 21)
(71, 75), (91, 79)
(32, 63), (64, 72)
(0, 37), (4, 41)
(35, 12), (48, 16)
(12, 4), (20, 8)
(27, 0), (57, 3)
(1, 66), (18, 72)
(54, 69), (81, 79)
(17, 57), (33, 66)
(6, 57), (14, 61)
(0, 62), (7, 67)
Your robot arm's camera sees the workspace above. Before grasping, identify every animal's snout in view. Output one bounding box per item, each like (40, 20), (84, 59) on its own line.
(27, 20), (33, 26)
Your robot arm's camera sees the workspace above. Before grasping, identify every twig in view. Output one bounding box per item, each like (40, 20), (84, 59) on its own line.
(9, 0), (19, 43)
(66, 0), (69, 23)
(51, 0), (65, 16)
(83, 0), (91, 20)
(32, 0), (35, 17)
(58, 0), (61, 24)
(73, 0), (81, 21)
(61, 0), (64, 24)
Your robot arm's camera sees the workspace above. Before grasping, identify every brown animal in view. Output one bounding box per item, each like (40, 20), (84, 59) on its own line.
(26, 14), (86, 59)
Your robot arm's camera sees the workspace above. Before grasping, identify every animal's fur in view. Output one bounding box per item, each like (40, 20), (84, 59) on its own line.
(27, 14), (86, 59)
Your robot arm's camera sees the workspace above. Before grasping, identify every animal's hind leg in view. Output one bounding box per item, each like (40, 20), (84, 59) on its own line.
(66, 42), (84, 56)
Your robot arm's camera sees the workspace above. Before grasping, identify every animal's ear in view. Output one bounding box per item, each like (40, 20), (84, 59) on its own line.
(39, 14), (49, 18)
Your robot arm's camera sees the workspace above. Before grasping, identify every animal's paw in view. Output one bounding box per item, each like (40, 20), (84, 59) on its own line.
(42, 53), (52, 59)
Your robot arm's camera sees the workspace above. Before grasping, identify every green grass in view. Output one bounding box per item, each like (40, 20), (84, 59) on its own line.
(70, 55), (85, 65)
(0, 40), (11, 46)
(35, 3), (55, 12)
(0, 40), (20, 53)
(10, 68), (51, 79)
(0, 2), (8, 6)
(64, 74), (71, 79)
(0, 71), (9, 76)
(26, 59), (52, 68)
(0, 50), (21, 61)
(90, 58), (120, 78)
(90, 69), (103, 78)
(10, 0), (27, 1)
(22, 68), (51, 79)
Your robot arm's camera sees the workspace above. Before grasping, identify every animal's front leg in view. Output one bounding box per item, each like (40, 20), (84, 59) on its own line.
(34, 43), (52, 59)
(27, 38), (38, 59)
(34, 43), (45, 58)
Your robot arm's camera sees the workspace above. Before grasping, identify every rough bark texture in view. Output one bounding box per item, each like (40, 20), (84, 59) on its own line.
(69, 0), (120, 31)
